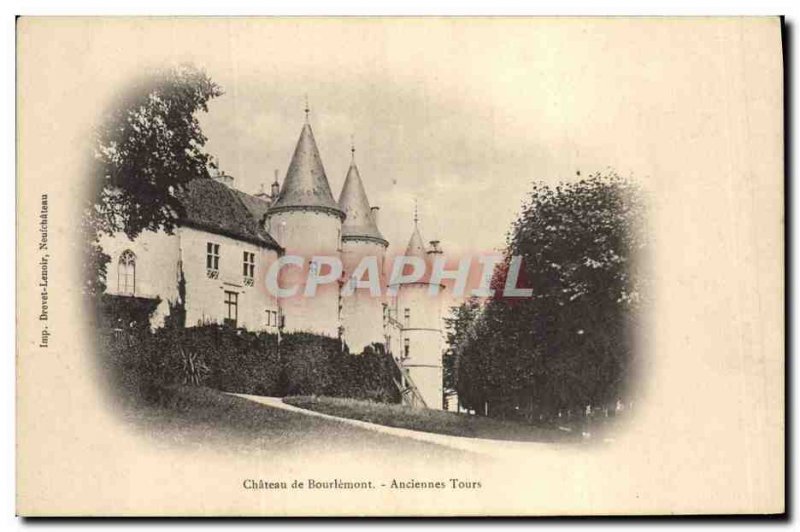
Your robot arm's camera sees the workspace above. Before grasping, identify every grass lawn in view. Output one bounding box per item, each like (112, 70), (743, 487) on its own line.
(284, 396), (583, 443)
(119, 386), (466, 459)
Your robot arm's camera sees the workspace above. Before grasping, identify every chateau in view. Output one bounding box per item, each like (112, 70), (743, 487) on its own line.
(101, 112), (445, 409)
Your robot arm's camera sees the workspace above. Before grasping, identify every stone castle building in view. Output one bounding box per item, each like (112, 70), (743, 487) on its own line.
(101, 111), (445, 409)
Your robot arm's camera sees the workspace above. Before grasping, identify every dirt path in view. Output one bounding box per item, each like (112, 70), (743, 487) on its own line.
(231, 393), (569, 460)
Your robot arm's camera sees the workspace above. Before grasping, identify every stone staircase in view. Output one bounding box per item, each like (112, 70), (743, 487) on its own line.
(389, 354), (428, 409)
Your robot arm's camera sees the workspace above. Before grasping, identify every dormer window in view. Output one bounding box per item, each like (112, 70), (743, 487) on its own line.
(207, 242), (220, 279)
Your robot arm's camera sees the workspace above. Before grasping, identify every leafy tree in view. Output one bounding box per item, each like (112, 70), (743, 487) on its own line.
(81, 215), (111, 298)
(443, 297), (482, 397)
(89, 64), (222, 240)
(455, 172), (646, 420)
(83, 64), (222, 299)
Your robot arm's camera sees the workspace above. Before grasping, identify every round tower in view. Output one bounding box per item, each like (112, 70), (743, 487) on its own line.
(391, 214), (445, 409)
(265, 111), (344, 337)
(338, 145), (388, 353)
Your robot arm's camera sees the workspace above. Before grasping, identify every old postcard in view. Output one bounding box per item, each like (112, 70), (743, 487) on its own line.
(16, 17), (784, 516)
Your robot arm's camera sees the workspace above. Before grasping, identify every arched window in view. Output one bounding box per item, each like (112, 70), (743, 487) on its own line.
(118, 250), (136, 295)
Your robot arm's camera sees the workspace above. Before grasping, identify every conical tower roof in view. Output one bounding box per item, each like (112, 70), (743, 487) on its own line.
(405, 223), (428, 259)
(338, 160), (387, 245)
(396, 221), (439, 285)
(271, 122), (343, 215)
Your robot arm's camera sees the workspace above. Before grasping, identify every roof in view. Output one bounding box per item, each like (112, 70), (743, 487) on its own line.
(405, 223), (428, 258)
(338, 161), (387, 245)
(233, 189), (271, 223)
(270, 122), (343, 215)
(175, 178), (282, 250)
(390, 223), (441, 286)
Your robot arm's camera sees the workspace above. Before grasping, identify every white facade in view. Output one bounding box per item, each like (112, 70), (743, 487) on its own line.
(340, 238), (387, 353)
(392, 282), (445, 410)
(179, 227), (281, 331)
(265, 208), (342, 336)
(101, 229), (181, 328)
(102, 226), (281, 332)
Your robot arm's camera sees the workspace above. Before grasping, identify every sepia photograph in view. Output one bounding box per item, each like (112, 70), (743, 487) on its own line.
(14, 16), (785, 517)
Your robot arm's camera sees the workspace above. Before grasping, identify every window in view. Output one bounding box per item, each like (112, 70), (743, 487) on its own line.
(224, 291), (238, 327)
(206, 242), (220, 278)
(276, 221), (286, 247)
(404, 307), (410, 327)
(403, 337), (410, 359)
(243, 251), (255, 282)
(118, 250), (136, 295)
(266, 309), (279, 328)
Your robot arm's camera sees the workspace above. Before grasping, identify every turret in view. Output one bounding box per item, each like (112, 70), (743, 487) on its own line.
(265, 107), (344, 337)
(390, 208), (445, 409)
(337, 143), (388, 353)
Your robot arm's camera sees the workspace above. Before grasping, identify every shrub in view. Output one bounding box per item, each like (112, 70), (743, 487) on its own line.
(330, 344), (401, 403)
(99, 324), (401, 405)
(96, 293), (161, 335)
(279, 333), (340, 396)
(174, 325), (281, 395)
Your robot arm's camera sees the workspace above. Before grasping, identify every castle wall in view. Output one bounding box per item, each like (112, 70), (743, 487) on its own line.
(405, 362), (444, 410)
(394, 282), (445, 409)
(341, 239), (387, 353)
(100, 229), (181, 328)
(395, 282), (443, 332)
(179, 227), (281, 332)
(266, 209), (342, 337)
(100, 226), (281, 332)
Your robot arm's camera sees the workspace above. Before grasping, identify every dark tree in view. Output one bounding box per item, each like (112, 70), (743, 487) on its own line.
(83, 64), (222, 297)
(89, 64), (222, 240)
(455, 172), (646, 420)
(443, 297), (482, 398)
(81, 215), (111, 298)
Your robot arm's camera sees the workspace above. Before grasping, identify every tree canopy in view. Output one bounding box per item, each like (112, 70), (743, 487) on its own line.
(451, 172), (646, 419)
(90, 64), (222, 240)
(443, 297), (482, 398)
(83, 64), (222, 297)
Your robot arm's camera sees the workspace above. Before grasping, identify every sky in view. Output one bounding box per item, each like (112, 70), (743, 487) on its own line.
(190, 18), (705, 258)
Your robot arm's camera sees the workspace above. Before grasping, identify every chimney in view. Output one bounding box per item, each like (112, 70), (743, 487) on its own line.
(254, 184), (269, 200)
(270, 169), (281, 199)
(210, 162), (234, 188)
(370, 206), (380, 226)
(428, 240), (442, 255)
(212, 172), (234, 188)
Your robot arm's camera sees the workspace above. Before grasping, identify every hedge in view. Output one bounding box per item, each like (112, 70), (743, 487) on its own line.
(98, 323), (401, 406)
